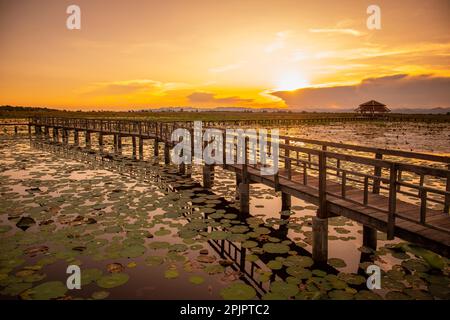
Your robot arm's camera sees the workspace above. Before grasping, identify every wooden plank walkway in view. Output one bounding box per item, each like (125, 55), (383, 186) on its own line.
(28, 116), (450, 260)
(226, 164), (450, 256)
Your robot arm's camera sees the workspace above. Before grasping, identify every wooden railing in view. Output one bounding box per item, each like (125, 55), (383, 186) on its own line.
(29, 116), (450, 239)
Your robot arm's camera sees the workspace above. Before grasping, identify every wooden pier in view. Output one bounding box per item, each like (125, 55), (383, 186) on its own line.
(28, 117), (450, 261)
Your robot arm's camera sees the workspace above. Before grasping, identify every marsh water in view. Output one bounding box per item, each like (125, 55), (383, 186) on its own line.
(0, 121), (449, 300)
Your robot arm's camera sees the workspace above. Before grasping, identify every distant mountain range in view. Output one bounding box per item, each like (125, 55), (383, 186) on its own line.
(389, 107), (450, 114)
(133, 106), (450, 114)
(2, 105), (450, 114)
(133, 107), (291, 113)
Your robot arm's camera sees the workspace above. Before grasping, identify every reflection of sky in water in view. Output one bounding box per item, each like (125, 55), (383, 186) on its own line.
(282, 121), (450, 155)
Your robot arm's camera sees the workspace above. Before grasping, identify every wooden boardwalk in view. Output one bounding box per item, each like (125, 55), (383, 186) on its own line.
(28, 117), (450, 261)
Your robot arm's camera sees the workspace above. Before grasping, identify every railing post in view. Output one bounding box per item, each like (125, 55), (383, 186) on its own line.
(222, 129), (227, 167)
(285, 138), (291, 180)
(445, 166), (450, 214)
(363, 176), (369, 205)
(317, 151), (327, 218)
(137, 137), (143, 160)
(387, 163), (398, 240)
(420, 189), (427, 224)
(373, 153), (382, 194)
(341, 171), (347, 198)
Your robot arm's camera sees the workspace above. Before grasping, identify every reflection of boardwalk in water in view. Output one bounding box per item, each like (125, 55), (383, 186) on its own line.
(32, 140), (352, 297)
(29, 117), (450, 261)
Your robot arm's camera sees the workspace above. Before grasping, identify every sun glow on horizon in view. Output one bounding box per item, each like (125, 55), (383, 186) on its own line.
(274, 72), (310, 91)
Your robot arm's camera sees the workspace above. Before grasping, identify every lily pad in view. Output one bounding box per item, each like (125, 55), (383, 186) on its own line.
(220, 282), (256, 300)
(270, 281), (299, 298)
(189, 275), (205, 285)
(81, 268), (103, 286)
(267, 260), (283, 270)
(121, 244), (146, 258)
(164, 268), (179, 279)
(22, 281), (67, 300)
(262, 243), (290, 254)
(145, 255), (164, 267)
(286, 266), (312, 279)
(96, 273), (129, 288)
(242, 241), (258, 249)
(209, 230), (229, 240)
(328, 258), (347, 268)
(401, 244), (446, 270)
(148, 241), (170, 250)
(1, 282), (33, 296)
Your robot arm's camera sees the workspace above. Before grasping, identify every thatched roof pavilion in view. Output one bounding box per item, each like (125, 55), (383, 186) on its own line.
(355, 100), (390, 115)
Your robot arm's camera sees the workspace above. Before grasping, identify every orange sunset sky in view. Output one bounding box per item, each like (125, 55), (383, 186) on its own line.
(0, 0), (449, 110)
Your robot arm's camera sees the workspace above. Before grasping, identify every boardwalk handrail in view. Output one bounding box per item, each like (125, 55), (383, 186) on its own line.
(29, 116), (450, 243)
(30, 116), (450, 164)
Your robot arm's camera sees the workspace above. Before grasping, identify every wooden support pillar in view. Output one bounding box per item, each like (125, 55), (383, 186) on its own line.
(178, 143), (186, 174)
(132, 136), (137, 159)
(238, 136), (250, 215)
(362, 225), (377, 250)
(113, 134), (118, 154)
(313, 151), (328, 264)
(53, 128), (58, 143)
(312, 217), (328, 265)
(14, 126), (18, 135)
(445, 165), (450, 214)
(74, 130), (79, 146)
(202, 165), (214, 188)
(138, 137), (144, 160)
(85, 131), (91, 149)
(28, 125), (31, 136)
(117, 135), (122, 154)
(281, 192), (291, 211)
(98, 133), (103, 151)
(153, 139), (159, 157)
(61, 129), (66, 144)
(179, 162), (186, 175)
(238, 182), (250, 215)
(164, 143), (170, 164)
(235, 174), (242, 200)
(387, 163), (398, 240)
(44, 126), (49, 139)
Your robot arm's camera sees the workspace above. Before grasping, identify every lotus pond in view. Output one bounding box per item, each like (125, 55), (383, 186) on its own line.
(0, 121), (449, 300)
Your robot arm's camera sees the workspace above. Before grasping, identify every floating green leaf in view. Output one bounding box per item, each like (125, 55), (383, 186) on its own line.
(22, 281), (67, 300)
(164, 268), (179, 279)
(92, 290), (110, 300)
(189, 275), (205, 285)
(262, 243), (290, 254)
(96, 273), (129, 288)
(220, 282), (256, 300)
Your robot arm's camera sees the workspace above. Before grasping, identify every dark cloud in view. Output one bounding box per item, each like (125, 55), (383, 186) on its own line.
(271, 74), (450, 110)
(187, 92), (253, 104)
